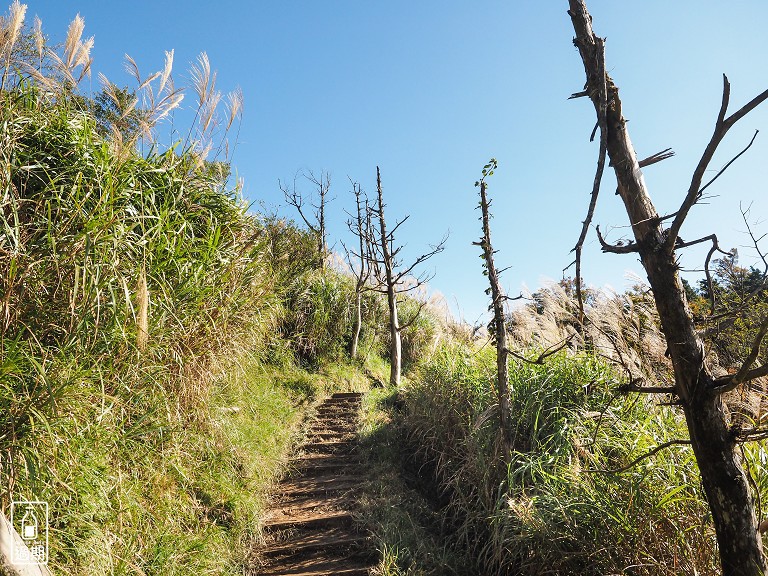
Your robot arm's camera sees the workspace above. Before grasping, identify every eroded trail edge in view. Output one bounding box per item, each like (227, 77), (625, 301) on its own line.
(255, 392), (376, 576)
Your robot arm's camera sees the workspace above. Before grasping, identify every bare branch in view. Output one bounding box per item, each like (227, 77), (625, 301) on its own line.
(571, 36), (608, 323)
(666, 74), (768, 250)
(398, 299), (428, 330)
(590, 440), (691, 474)
(697, 130), (759, 198)
(702, 234), (733, 313)
(741, 202), (768, 280)
(676, 233), (719, 250)
(595, 225), (639, 254)
(280, 175), (317, 233)
(734, 427), (768, 442)
(618, 379), (677, 395)
(507, 334), (576, 365)
(393, 235), (448, 284)
(712, 316), (768, 393)
(638, 148), (675, 168)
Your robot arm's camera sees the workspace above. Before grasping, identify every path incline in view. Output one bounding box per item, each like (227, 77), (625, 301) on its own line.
(256, 392), (376, 576)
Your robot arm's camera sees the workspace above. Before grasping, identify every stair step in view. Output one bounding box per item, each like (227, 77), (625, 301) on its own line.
(273, 495), (349, 512)
(259, 565), (373, 576)
(309, 432), (353, 441)
(299, 441), (356, 455)
(258, 553), (374, 576)
(262, 528), (367, 557)
(264, 511), (353, 531)
(280, 477), (362, 497)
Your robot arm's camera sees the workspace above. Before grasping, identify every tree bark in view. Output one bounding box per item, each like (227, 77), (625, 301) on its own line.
(477, 175), (513, 462)
(376, 166), (402, 386)
(567, 2), (766, 573)
(348, 182), (368, 360)
(350, 290), (362, 359)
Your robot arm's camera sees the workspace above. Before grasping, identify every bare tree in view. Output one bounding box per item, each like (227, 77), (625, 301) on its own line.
(474, 159), (513, 462)
(342, 179), (373, 359)
(567, 1), (768, 573)
(280, 169), (332, 269)
(366, 166), (447, 386)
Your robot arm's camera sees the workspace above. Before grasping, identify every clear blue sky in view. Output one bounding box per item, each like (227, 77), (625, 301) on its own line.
(32, 1), (768, 323)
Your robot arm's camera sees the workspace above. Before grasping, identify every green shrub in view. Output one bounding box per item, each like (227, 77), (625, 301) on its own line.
(282, 269), (356, 364)
(398, 298), (439, 373)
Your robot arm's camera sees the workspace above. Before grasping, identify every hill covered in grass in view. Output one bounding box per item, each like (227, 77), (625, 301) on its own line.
(4, 4), (768, 576)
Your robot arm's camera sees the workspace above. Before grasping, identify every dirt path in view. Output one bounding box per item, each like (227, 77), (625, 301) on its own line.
(255, 392), (376, 576)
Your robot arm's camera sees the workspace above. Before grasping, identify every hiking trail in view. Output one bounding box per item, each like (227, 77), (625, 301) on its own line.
(255, 392), (376, 576)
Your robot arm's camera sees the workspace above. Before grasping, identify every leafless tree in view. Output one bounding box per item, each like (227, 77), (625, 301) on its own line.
(567, 1), (768, 573)
(280, 169), (332, 269)
(365, 166), (447, 386)
(474, 159), (513, 462)
(342, 179), (373, 359)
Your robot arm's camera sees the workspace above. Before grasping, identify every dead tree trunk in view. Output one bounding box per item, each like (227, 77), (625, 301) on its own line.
(375, 167), (402, 386)
(367, 167), (447, 386)
(568, 2), (768, 573)
(345, 181), (371, 359)
(474, 161), (512, 463)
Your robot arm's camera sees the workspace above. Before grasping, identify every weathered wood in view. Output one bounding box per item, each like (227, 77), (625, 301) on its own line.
(475, 168), (513, 462)
(257, 393), (375, 575)
(375, 167), (402, 387)
(567, 1), (767, 573)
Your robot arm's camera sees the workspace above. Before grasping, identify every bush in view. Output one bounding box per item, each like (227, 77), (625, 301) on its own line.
(282, 269), (356, 364)
(398, 298), (440, 373)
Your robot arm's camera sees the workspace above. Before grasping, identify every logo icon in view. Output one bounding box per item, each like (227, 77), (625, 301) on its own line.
(10, 501), (48, 565)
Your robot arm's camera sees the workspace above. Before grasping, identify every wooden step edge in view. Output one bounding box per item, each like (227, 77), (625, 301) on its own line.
(280, 474), (364, 487)
(279, 483), (361, 498)
(264, 511), (353, 531)
(262, 533), (368, 557)
(258, 565), (374, 576)
(293, 454), (362, 464)
(269, 496), (349, 512)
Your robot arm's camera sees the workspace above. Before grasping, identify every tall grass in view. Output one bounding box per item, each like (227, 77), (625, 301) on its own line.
(402, 341), (726, 575)
(0, 6), (330, 573)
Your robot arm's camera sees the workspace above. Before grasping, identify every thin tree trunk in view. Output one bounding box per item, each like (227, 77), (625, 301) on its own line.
(568, 2), (766, 573)
(318, 200), (326, 270)
(477, 177), (512, 462)
(388, 288), (402, 387)
(376, 166), (401, 386)
(350, 290), (362, 359)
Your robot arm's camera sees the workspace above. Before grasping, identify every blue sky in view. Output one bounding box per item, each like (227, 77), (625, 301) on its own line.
(33, 1), (768, 323)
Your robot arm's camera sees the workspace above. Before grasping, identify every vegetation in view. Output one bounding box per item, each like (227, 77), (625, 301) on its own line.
(0, 6), (387, 573)
(3, 2), (768, 575)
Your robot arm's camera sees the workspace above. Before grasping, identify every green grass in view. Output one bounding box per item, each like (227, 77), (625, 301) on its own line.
(356, 386), (475, 576)
(0, 24), (330, 573)
(399, 341), (728, 575)
(28, 355), (317, 575)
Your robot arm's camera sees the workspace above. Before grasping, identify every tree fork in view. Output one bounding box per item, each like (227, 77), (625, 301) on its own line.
(567, 1), (767, 573)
